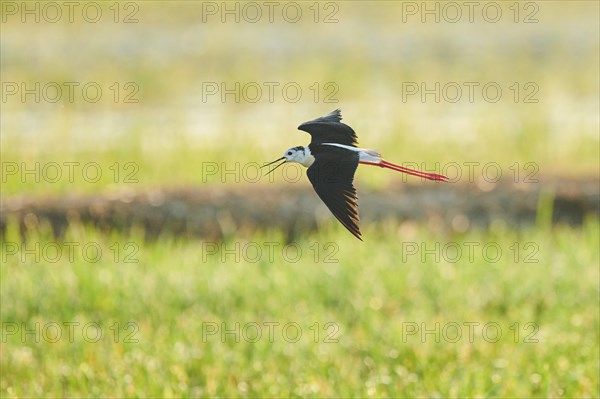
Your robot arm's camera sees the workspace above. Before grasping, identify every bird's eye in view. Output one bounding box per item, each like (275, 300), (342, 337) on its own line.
(287, 152), (292, 156)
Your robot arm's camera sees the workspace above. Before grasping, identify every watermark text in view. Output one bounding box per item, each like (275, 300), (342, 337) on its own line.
(201, 241), (339, 263)
(202, 321), (340, 343)
(2, 321), (139, 343)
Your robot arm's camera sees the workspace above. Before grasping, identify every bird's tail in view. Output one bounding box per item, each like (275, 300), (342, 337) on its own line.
(359, 149), (382, 163)
(359, 150), (448, 182)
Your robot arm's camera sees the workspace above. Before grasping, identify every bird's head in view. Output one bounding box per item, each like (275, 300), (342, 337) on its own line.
(283, 146), (311, 164)
(262, 146), (314, 175)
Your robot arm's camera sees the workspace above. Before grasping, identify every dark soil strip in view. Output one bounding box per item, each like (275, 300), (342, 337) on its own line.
(1, 178), (598, 242)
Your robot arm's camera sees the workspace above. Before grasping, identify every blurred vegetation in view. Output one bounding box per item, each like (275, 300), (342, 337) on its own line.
(2, 219), (599, 397)
(1, 1), (599, 397)
(1, 2), (598, 195)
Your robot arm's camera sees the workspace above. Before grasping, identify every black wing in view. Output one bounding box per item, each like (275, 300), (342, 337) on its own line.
(298, 109), (358, 147)
(306, 146), (362, 240)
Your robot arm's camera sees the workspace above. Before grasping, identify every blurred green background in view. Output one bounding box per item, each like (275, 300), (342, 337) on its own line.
(2, 1), (598, 194)
(1, 1), (599, 397)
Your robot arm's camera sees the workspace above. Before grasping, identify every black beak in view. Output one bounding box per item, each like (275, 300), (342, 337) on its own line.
(261, 157), (286, 175)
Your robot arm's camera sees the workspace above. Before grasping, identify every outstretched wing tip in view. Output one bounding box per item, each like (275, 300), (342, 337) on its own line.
(330, 108), (342, 120)
(297, 109), (343, 129)
(297, 109), (357, 146)
(350, 226), (363, 241)
(326, 205), (363, 241)
(322, 108), (343, 123)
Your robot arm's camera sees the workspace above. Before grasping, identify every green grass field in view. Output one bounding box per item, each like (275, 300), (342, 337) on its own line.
(1, 1), (599, 397)
(2, 219), (598, 397)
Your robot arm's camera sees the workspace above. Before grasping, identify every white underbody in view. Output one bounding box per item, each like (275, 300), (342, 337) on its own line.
(321, 143), (382, 163)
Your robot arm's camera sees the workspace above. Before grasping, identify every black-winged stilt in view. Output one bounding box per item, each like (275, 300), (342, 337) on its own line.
(263, 109), (448, 240)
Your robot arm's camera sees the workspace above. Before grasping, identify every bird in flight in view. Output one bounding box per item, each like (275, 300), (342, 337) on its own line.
(262, 109), (448, 240)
